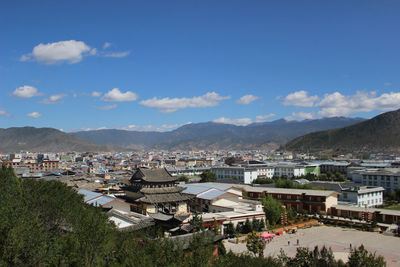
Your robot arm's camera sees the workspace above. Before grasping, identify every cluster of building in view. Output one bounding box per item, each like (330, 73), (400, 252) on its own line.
(2, 150), (400, 234)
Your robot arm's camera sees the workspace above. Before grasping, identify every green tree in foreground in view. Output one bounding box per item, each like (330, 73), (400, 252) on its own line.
(246, 231), (265, 258)
(347, 245), (386, 267)
(263, 195), (284, 225)
(0, 165), (387, 267)
(278, 246), (345, 267)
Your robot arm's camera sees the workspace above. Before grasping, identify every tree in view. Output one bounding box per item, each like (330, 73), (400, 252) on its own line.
(178, 175), (189, 183)
(0, 165), (117, 267)
(200, 170), (217, 183)
(246, 231), (265, 257)
(225, 222), (235, 236)
(211, 218), (221, 235)
(189, 213), (204, 232)
(263, 195), (284, 225)
(287, 208), (297, 221)
(251, 218), (259, 232)
(258, 218), (265, 231)
(347, 245), (386, 267)
(235, 223), (242, 234)
(242, 218), (253, 234)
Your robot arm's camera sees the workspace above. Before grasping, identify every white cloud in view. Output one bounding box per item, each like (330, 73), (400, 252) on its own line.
(99, 104), (118, 110)
(20, 54), (31, 62)
(102, 88), (138, 102)
(212, 117), (253, 126)
(90, 48), (97, 55)
(0, 109), (11, 117)
(12, 85), (42, 98)
(103, 42), (111, 49)
(92, 91), (102, 97)
(41, 94), (67, 104)
(384, 82), (392, 86)
(236, 94), (259, 105)
(27, 112), (42, 118)
(283, 90), (319, 107)
(317, 91), (400, 117)
(140, 92), (231, 113)
(20, 40), (96, 64)
(104, 51), (131, 58)
(256, 113), (276, 122)
(120, 123), (181, 132)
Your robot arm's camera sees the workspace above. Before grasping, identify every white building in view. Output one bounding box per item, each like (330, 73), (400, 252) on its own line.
(273, 164), (306, 178)
(211, 166), (258, 184)
(352, 168), (400, 192)
(179, 183), (265, 234)
(340, 186), (384, 207)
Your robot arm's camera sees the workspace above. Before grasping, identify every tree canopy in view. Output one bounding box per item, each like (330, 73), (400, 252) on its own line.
(200, 170), (217, 183)
(263, 195), (284, 226)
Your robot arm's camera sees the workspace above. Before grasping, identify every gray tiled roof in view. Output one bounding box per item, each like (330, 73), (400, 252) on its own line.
(131, 167), (177, 183)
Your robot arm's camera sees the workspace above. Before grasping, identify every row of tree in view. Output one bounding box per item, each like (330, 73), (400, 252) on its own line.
(246, 231), (385, 267)
(253, 172), (347, 185)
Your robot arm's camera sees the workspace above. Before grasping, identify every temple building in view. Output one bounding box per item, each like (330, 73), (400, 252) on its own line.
(125, 168), (191, 216)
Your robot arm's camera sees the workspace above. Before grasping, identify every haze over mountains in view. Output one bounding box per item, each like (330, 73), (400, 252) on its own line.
(0, 117), (371, 152)
(73, 117), (365, 151)
(285, 109), (400, 153)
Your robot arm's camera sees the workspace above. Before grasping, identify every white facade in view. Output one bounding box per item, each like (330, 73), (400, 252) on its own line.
(211, 166), (258, 184)
(255, 166), (275, 178)
(341, 187), (384, 207)
(358, 169), (400, 192)
(274, 165), (306, 178)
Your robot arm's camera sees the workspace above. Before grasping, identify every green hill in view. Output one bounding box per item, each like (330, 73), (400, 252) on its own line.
(285, 109), (400, 153)
(0, 127), (119, 153)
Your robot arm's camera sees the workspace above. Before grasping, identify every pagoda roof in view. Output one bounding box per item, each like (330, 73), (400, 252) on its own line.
(131, 168), (177, 183)
(140, 186), (184, 194)
(137, 193), (191, 204)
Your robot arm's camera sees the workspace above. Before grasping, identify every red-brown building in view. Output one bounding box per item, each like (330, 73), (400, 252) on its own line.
(241, 186), (338, 214)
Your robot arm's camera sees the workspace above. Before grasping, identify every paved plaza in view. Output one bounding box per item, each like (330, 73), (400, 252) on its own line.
(223, 226), (400, 267)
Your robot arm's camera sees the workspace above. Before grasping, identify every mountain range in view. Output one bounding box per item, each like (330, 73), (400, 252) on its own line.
(73, 117), (365, 151)
(285, 109), (400, 153)
(0, 117), (368, 153)
(0, 127), (118, 153)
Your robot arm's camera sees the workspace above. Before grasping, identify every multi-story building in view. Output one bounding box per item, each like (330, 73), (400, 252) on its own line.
(166, 166), (210, 177)
(318, 161), (350, 174)
(211, 166), (258, 184)
(340, 186), (384, 207)
(125, 168), (192, 215)
(179, 183), (265, 234)
(273, 164), (306, 178)
(354, 168), (400, 192)
(240, 185), (338, 214)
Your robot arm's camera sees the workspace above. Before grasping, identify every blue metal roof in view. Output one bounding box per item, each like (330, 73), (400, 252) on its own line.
(87, 195), (115, 207)
(179, 183), (233, 195)
(204, 183), (232, 191)
(78, 189), (102, 202)
(179, 184), (211, 195)
(198, 189), (225, 200)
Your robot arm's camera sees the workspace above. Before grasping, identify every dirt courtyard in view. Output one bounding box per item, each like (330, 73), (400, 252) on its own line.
(223, 226), (400, 267)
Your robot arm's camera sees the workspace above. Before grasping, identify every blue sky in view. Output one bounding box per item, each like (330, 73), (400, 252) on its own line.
(1, 0), (400, 132)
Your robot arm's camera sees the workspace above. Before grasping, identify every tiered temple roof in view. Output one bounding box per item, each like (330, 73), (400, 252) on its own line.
(128, 167), (191, 205)
(130, 167), (177, 183)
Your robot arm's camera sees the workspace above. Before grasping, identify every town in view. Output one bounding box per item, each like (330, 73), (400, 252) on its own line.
(2, 0), (400, 266)
(2, 149), (400, 265)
